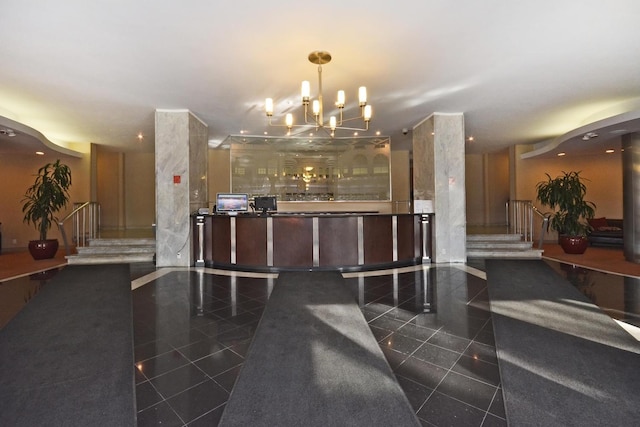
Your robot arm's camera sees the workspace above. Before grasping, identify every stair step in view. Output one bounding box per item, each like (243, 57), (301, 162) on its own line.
(467, 249), (544, 259)
(466, 234), (523, 242)
(466, 241), (533, 250)
(76, 245), (156, 255)
(67, 237), (156, 265)
(66, 253), (155, 265)
(87, 238), (156, 246)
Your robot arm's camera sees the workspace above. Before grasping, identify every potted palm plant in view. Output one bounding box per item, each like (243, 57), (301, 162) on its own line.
(536, 170), (596, 254)
(22, 159), (72, 259)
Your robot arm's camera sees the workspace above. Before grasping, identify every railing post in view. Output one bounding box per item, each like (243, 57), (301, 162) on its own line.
(195, 215), (205, 267)
(538, 215), (549, 249)
(421, 214), (431, 262)
(58, 202), (101, 255)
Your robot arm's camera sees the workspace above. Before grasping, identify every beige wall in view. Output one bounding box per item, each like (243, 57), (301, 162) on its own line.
(514, 150), (622, 216)
(513, 141), (623, 240)
(391, 150), (411, 213)
(465, 150), (510, 226)
(465, 144), (622, 234)
(124, 152), (155, 228)
(96, 150), (123, 230)
(96, 149), (155, 231)
(466, 155), (485, 225)
(0, 152), (90, 252)
(208, 148), (231, 204)
(2, 138), (621, 254)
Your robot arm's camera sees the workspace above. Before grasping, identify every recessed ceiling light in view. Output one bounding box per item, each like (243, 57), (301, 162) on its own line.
(137, 132), (144, 141)
(468, 136), (474, 142)
(557, 152), (566, 156)
(35, 151), (44, 155)
(605, 149), (615, 153)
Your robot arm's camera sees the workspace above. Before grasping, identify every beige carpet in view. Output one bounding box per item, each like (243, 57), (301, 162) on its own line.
(542, 243), (640, 277)
(0, 249), (68, 282)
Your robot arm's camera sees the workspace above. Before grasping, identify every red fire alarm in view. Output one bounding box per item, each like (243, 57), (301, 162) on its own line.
(173, 175), (181, 184)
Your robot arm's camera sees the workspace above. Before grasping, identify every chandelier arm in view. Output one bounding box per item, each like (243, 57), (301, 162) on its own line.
(303, 104), (312, 124)
(265, 51), (371, 136)
(328, 124), (370, 132)
(317, 64), (324, 127)
(336, 113), (366, 124)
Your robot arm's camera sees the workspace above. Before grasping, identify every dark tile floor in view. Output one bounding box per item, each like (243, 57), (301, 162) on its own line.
(3, 257), (639, 426)
(132, 266), (506, 426)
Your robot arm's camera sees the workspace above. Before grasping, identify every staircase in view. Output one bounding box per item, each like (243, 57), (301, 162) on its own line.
(66, 238), (156, 265)
(467, 234), (543, 259)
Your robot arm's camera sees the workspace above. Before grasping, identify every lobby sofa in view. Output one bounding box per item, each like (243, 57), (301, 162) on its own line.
(587, 217), (623, 247)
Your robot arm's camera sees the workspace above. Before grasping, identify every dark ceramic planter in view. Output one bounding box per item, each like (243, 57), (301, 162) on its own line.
(559, 235), (589, 254)
(28, 239), (59, 260)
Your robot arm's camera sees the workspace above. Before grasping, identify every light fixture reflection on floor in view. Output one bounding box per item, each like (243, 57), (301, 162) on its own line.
(265, 51), (372, 137)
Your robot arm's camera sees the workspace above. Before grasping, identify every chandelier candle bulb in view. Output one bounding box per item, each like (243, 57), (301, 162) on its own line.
(265, 98), (274, 116)
(337, 90), (346, 108)
(330, 116), (337, 130)
(359, 87), (367, 106)
(286, 113), (293, 128)
(312, 100), (320, 117)
(364, 105), (372, 122)
(301, 81), (311, 104)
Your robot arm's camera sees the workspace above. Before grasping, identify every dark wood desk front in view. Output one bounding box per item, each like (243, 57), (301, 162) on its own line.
(193, 213), (432, 272)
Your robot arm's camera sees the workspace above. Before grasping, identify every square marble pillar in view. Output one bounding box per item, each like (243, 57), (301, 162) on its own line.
(413, 113), (466, 263)
(155, 110), (208, 267)
(622, 132), (640, 263)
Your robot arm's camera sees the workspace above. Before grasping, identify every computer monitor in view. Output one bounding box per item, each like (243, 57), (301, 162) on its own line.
(254, 196), (277, 214)
(216, 193), (249, 214)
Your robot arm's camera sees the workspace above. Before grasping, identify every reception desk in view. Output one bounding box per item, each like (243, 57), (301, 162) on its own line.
(193, 213), (432, 272)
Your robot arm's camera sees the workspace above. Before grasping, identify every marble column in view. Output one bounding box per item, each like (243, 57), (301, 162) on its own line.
(622, 132), (640, 263)
(155, 109), (208, 267)
(413, 113), (466, 263)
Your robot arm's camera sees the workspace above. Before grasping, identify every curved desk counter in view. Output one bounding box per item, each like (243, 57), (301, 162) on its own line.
(193, 212), (432, 272)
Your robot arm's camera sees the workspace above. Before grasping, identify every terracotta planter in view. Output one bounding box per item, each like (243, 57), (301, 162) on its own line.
(28, 239), (59, 260)
(559, 235), (589, 254)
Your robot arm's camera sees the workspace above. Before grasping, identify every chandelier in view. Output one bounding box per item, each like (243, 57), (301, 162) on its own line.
(265, 50), (372, 137)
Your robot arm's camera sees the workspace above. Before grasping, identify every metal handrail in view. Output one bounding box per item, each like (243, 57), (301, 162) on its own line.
(506, 200), (551, 249)
(57, 202), (100, 255)
(531, 204), (551, 249)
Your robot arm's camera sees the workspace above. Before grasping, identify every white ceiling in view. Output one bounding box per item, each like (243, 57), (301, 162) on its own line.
(2, 1), (640, 157)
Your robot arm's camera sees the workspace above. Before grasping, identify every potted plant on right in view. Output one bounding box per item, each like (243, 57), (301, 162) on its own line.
(535, 170), (596, 254)
(21, 159), (72, 260)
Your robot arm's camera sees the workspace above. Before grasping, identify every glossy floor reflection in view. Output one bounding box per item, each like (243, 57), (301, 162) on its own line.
(3, 255), (639, 426)
(545, 260), (640, 328)
(132, 266), (506, 426)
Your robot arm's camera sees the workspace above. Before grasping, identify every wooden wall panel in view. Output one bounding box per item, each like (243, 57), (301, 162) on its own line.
(318, 216), (359, 267)
(199, 213), (425, 270)
(397, 215), (418, 260)
(273, 217), (313, 267)
(236, 217), (267, 266)
(363, 216), (393, 264)
(211, 216), (231, 264)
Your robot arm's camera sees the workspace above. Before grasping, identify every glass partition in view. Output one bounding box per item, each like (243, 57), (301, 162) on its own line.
(224, 135), (391, 201)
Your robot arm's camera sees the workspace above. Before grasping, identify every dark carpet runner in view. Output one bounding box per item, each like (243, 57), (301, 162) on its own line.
(0, 264), (136, 426)
(486, 259), (640, 426)
(220, 270), (419, 426)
